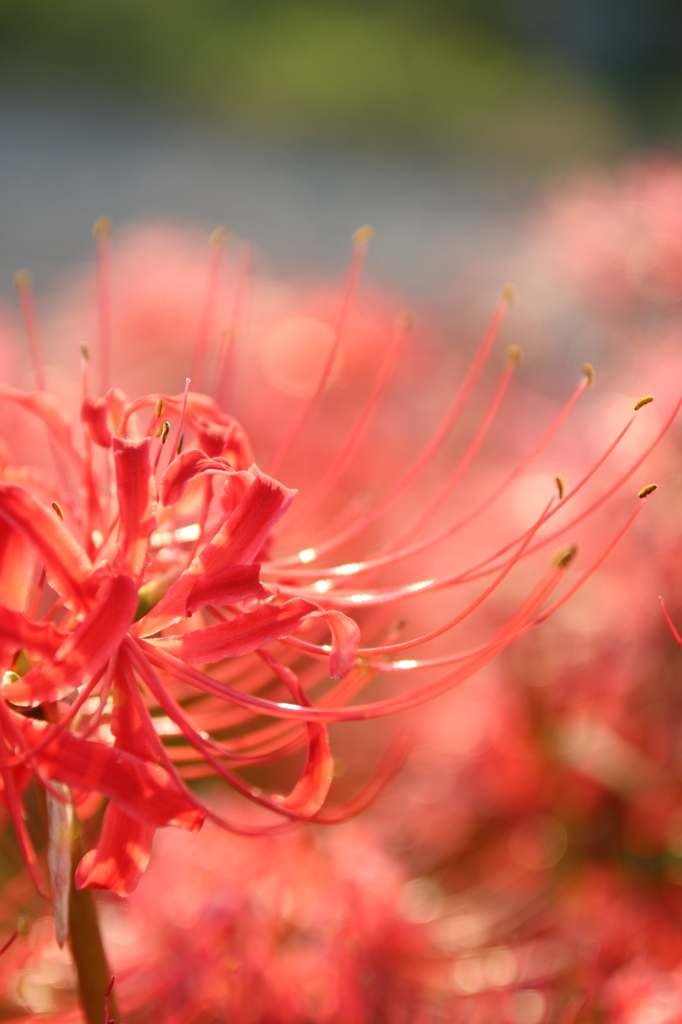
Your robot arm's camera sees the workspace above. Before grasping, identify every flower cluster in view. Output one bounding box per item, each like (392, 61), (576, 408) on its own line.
(0, 222), (674, 955)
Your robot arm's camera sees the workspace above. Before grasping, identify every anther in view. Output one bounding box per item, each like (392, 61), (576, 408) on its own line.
(353, 225), (374, 245)
(506, 344), (522, 368)
(158, 420), (171, 444)
(502, 282), (515, 303)
(398, 310), (413, 331)
(79, 343), (90, 361)
(13, 269), (31, 292)
(634, 395), (654, 411)
(638, 483), (658, 499)
(92, 216), (111, 239)
(553, 543), (578, 569)
(583, 364), (595, 387)
(51, 501), (64, 521)
(555, 474), (566, 500)
(176, 432), (185, 455)
(210, 227), (228, 247)
(155, 398), (164, 418)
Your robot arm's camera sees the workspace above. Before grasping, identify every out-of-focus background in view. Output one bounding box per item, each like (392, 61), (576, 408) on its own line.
(1, 0), (681, 304)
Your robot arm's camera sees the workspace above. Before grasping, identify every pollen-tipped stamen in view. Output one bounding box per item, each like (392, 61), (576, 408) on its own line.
(93, 217), (113, 396)
(191, 228), (228, 393)
(266, 226), (374, 476)
(275, 285), (515, 568)
(14, 269), (46, 392)
(215, 243), (252, 411)
(383, 341), (523, 552)
(285, 310), (411, 530)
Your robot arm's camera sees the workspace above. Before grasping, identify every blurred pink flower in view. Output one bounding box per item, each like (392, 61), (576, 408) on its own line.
(539, 158), (682, 311)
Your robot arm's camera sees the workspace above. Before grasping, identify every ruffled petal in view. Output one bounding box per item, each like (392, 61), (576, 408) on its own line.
(0, 607), (66, 661)
(81, 394), (112, 448)
(3, 575), (137, 706)
(185, 564), (271, 615)
(141, 467), (296, 635)
(0, 524), (35, 612)
(263, 656), (334, 818)
(215, 467), (296, 565)
(151, 598), (318, 665)
(17, 716), (205, 831)
(275, 722), (333, 816)
(0, 483), (95, 611)
(192, 416), (237, 458)
(307, 608), (361, 679)
(75, 806), (155, 896)
(112, 437), (157, 583)
(0, 385), (77, 460)
(160, 449), (235, 506)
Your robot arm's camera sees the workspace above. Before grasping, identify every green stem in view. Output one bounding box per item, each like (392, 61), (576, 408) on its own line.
(69, 833), (121, 1024)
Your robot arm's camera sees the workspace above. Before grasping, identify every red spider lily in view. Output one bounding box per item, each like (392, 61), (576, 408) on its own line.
(0, 222), (675, 915)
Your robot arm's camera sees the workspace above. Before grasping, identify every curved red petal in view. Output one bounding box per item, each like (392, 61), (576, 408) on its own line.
(141, 468), (296, 635)
(19, 716), (204, 831)
(0, 607), (66, 661)
(152, 598), (318, 665)
(0, 524), (35, 612)
(112, 437), (157, 582)
(80, 394), (112, 448)
(160, 449), (234, 506)
(0, 385), (77, 458)
(75, 806), (155, 896)
(185, 563), (271, 615)
(0, 483), (94, 611)
(275, 722), (334, 817)
(4, 574), (137, 706)
(309, 608), (361, 679)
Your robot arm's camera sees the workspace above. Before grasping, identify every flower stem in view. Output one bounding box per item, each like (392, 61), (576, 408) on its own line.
(69, 832), (121, 1023)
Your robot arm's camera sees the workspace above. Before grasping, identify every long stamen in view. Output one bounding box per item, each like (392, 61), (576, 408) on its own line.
(275, 285), (514, 568)
(384, 341), (522, 552)
(79, 345), (104, 552)
(191, 228), (227, 393)
(93, 217), (113, 396)
(267, 368), (640, 588)
(125, 642), (302, 835)
(168, 378), (191, 466)
(13, 270), (47, 391)
(372, 569), (565, 672)
(285, 311), (410, 530)
(660, 595), (682, 644)
(266, 226), (373, 475)
(215, 242), (251, 410)
(457, 397), (668, 583)
(144, 485), (644, 725)
(284, 492), (554, 658)
(0, 674), (104, 770)
(527, 495), (647, 629)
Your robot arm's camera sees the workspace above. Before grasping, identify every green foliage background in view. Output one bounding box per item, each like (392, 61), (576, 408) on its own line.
(0, 0), (680, 166)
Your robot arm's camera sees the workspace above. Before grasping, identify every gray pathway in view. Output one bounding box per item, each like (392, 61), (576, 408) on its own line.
(0, 86), (531, 307)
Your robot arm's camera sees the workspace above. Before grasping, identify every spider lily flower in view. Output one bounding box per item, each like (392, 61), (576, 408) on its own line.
(0, 222), (674, 906)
